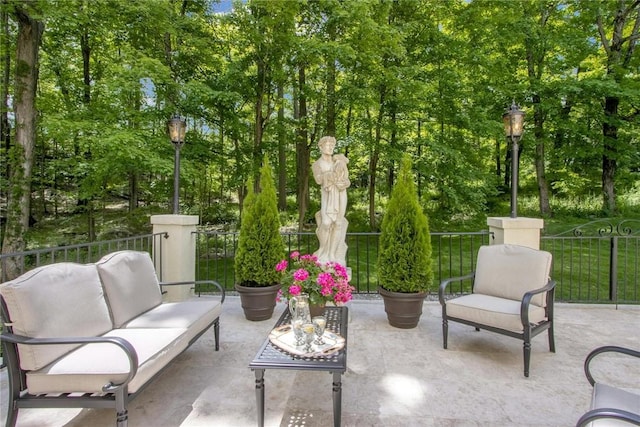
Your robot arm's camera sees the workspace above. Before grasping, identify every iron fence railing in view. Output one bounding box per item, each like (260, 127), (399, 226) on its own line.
(541, 219), (640, 305)
(0, 233), (168, 282)
(195, 226), (639, 304)
(1, 222), (637, 304)
(194, 230), (493, 295)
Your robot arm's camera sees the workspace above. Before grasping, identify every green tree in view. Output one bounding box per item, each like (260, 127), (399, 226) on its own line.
(378, 155), (433, 293)
(234, 157), (284, 286)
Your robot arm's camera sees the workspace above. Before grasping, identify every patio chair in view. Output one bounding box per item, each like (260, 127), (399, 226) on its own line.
(438, 244), (555, 377)
(576, 345), (640, 426)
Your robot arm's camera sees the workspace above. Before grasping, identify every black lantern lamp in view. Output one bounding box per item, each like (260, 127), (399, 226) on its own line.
(503, 101), (525, 218)
(168, 114), (187, 214)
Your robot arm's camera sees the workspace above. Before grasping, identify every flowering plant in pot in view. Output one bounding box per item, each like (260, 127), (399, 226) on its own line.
(275, 251), (354, 313)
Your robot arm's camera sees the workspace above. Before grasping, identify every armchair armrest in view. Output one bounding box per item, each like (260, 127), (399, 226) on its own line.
(576, 407), (640, 426)
(0, 332), (138, 392)
(584, 346), (640, 387)
(520, 278), (556, 326)
(438, 272), (475, 305)
(158, 280), (226, 303)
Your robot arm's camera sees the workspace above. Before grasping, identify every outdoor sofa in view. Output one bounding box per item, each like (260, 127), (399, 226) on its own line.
(0, 250), (225, 427)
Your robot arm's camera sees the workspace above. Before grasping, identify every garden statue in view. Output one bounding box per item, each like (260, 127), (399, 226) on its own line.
(311, 136), (350, 267)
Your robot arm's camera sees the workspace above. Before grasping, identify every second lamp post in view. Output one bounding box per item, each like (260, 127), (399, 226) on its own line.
(168, 115), (187, 215)
(503, 101), (525, 218)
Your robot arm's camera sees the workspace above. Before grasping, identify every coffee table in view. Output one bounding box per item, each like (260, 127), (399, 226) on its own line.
(249, 305), (348, 427)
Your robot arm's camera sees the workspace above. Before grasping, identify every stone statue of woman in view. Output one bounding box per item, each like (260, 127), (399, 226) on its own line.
(311, 136), (350, 267)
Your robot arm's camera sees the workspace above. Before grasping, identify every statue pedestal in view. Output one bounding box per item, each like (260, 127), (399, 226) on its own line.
(487, 217), (544, 250)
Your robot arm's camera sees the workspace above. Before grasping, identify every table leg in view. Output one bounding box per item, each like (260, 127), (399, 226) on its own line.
(332, 371), (342, 427)
(254, 369), (265, 427)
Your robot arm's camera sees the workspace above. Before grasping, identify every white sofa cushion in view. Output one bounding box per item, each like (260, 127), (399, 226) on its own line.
(96, 250), (163, 328)
(26, 327), (188, 394)
(474, 244), (552, 307)
(445, 293), (547, 332)
(124, 298), (222, 343)
(0, 263), (113, 371)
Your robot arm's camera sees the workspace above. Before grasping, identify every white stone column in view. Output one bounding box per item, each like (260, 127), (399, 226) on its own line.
(150, 214), (199, 301)
(487, 217), (544, 250)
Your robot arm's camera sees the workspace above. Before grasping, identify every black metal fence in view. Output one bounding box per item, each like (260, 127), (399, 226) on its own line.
(195, 223), (640, 304)
(0, 233), (168, 282)
(1, 221), (638, 304)
(194, 230), (493, 295)
(541, 219), (640, 305)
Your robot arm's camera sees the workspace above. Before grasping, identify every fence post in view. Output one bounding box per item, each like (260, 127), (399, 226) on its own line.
(486, 217), (544, 249)
(609, 236), (617, 301)
(150, 214), (199, 301)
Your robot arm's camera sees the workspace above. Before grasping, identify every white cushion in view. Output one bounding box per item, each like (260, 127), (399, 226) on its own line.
(26, 328), (188, 394)
(124, 298), (222, 343)
(0, 263), (112, 371)
(587, 383), (640, 427)
(96, 251), (162, 327)
(474, 244), (552, 307)
(445, 293), (547, 332)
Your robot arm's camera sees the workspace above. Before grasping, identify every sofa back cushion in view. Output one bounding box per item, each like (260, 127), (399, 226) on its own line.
(473, 244), (552, 306)
(96, 250), (162, 327)
(0, 263), (113, 371)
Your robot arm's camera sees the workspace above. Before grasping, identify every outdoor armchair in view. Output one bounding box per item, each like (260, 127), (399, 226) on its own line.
(438, 244), (556, 377)
(576, 345), (640, 426)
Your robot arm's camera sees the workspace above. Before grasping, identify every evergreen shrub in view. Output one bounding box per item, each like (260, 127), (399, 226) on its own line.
(378, 155), (433, 293)
(234, 157), (285, 286)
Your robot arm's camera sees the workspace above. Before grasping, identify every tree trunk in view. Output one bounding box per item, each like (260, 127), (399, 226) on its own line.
(532, 96), (551, 216)
(277, 82), (287, 211)
(1, 6), (43, 280)
(602, 96), (618, 213)
(325, 18), (336, 137)
(296, 65), (309, 231)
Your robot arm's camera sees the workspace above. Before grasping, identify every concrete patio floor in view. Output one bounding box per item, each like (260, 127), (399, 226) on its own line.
(2, 297), (638, 427)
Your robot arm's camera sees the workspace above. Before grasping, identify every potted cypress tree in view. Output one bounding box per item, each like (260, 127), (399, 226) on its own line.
(377, 154), (433, 328)
(234, 157), (285, 321)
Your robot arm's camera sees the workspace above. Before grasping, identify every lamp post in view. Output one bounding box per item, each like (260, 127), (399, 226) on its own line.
(168, 115), (186, 214)
(502, 101), (525, 218)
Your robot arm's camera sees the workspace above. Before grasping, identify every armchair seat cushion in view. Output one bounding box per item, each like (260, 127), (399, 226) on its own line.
(26, 328), (188, 395)
(588, 383), (640, 427)
(445, 294), (546, 333)
(124, 298), (223, 343)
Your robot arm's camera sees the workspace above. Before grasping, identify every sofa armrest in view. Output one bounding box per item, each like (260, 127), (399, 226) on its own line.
(439, 272), (475, 305)
(0, 332), (139, 392)
(576, 407), (640, 426)
(520, 278), (556, 326)
(159, 280), (226, 303)
(584, 345), (640, 387)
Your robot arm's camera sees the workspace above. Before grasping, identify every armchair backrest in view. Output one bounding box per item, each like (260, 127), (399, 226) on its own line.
(474, 244), (552, 306)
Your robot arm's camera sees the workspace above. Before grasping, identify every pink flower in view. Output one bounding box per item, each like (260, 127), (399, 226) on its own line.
(275, 260), (288, 272)
(288, 284), (302, 296)
(290, 251), (300, 260)
(293, 268), (309, 282)
(317, 272), (334, 287)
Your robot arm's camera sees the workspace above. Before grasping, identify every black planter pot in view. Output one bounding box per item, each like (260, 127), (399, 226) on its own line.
(378, 286), (427, 329)
(235, 282), (282, 321)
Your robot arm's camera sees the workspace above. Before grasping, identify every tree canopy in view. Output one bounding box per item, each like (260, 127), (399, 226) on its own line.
(1, 0), (639, 248)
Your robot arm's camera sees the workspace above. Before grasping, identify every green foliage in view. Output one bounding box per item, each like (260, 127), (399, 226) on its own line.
(378, 155), (433, 293)
(234, 157), (285, 286)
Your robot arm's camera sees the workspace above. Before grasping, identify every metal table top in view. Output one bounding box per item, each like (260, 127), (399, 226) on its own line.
(249, 305), (348, 372)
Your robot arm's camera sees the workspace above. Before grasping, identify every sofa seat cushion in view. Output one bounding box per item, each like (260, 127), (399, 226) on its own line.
(124, 298), (222, 343)
(96, 251), (163, 328)
(26, 328), (188, 395)
(0, 263), (113, 371)
(445, 294), (546, 333)
(587, 383), (640, 427)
